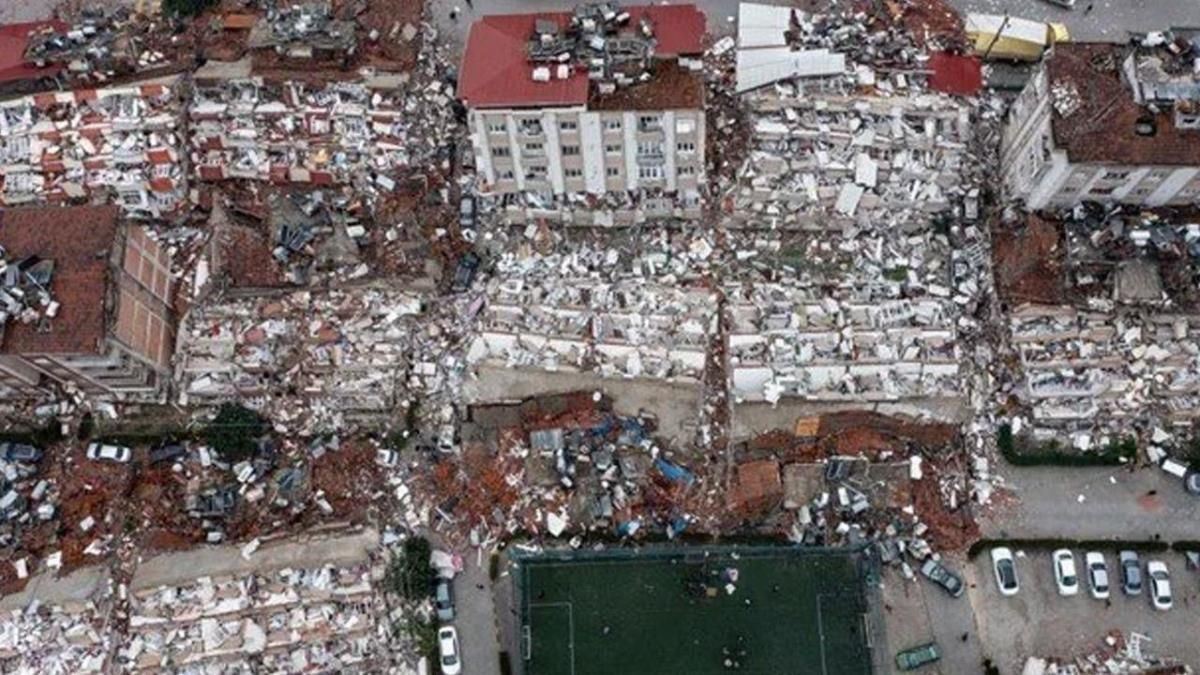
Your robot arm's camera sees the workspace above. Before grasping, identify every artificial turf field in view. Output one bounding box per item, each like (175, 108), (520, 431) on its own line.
(518, 548), (873, 675)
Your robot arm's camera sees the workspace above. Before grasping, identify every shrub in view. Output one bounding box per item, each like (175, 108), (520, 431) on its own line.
(384, 537), (435, 601)
(204, 403), (266, 464)
(997, 424), (1136, 466)
(163, 0), (218, 18)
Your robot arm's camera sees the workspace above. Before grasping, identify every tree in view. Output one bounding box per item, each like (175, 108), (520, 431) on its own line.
(204, 403), (266, 464)
(163, 0), (218, 18)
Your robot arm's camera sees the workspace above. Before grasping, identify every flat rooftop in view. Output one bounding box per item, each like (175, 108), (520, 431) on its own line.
(516, 546), (874, 675)
(1047, 42), (1200, 166)
(458, 4), (705, 109)
(0, 205), (118, 355)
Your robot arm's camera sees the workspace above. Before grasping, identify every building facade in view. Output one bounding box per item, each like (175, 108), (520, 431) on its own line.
(458, 5), (707, 200)
(0, 205), (177, 400)
(1002, 43), (1200, 210)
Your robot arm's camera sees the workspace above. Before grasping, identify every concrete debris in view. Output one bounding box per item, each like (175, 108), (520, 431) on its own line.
(190, 78), (423, 185)
(0, 78), (187, 218)
(1022, 631), (1192, 674)
(248, 3), (358, 60)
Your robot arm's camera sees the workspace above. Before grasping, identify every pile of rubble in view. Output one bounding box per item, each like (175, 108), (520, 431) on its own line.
(120, 562), (385, 671)
(735, 91), (971, 230)
(0, 78), (186, 218)
(22, 8), (176, 84)
(248, 3), (357, 62)
(527, 2), (668, 94)
(0, 597), (111, 672)
(1022, 631), (1193, 674)
(468, 279), (715, 382)
(997, 208), (1200, 446)
(176, 287), (429, 432)
(189, 79), (416, 185)
(0, 251), (57, 335)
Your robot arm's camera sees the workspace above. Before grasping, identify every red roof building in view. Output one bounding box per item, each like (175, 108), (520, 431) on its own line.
(0, 20), (66, 86)
(458, 4), (705, 109)
(0, 206), (178, 400)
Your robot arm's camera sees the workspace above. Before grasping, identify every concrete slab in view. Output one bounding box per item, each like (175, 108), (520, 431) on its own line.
(0, 564), (108, 611)
(466, 365), (702, 445)
(131, 527), (378, 591)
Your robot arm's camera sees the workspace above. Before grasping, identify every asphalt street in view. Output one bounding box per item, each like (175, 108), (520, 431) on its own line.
(982, 461), (1200, 541)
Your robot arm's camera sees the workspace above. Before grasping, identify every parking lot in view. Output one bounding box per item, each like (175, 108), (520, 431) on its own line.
(969, 548), (1200, 673)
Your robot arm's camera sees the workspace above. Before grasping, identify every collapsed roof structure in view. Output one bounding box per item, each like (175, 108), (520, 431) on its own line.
(190, 78), (411, 185)
(0, 78), (186, 219)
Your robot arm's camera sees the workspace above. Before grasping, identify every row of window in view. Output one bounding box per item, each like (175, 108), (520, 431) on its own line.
(487, 115), (697, 135)
(493, 165), (698, 182)
(491, 142), (696, 158)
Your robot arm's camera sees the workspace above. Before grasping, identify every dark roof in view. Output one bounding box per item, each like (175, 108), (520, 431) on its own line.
(588, 59), (703, 111)
(0, 205), (119, 355)
(458, 4), (705, 109)
(1047, 43), (1200, 166)
(0, 20), (66, 84)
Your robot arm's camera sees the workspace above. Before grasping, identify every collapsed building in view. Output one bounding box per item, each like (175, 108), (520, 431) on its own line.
(0, 20), (70, 96)
(189, 78), (412, 185)
(458, 4), (707, 205)
(246, 3), (358, 62)
(122, 561), (384, 671)
(21, 10), (143, 81)
(0, 530), (425, 674)
(175, 287), (426, 432)
(999, 209), (1200, 446)
(1002, 38), (1200, 210)
(0, 77), (187, 219)
(725, 4), (982, 425)
(0, 206), (177, 402)
(467, 279), (714, 383)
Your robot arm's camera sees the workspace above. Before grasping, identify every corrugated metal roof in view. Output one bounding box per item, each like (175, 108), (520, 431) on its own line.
(736, 2), (793, 49)
(736, 47), (845, 93)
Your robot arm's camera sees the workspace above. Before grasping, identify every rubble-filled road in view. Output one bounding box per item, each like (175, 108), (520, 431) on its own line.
(983, 461), (1200, 541)
(428, 0), (1200, 46)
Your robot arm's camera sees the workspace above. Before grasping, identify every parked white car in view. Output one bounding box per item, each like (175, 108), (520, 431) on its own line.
(991, 547), (1019, 596)
(1084, 551), (1109, 600)
(1147, 560), (1172, 611)
(438, 626), (462, 675)
(85, 442), (132, 464)
(1052, 549), (1079, 596)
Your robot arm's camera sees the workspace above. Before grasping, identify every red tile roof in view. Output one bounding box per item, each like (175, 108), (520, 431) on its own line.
(458, 4), (705, 109)
(0, 205), (120, 355)
(928, 52), (982, 96)
(0, 20), (66, 84)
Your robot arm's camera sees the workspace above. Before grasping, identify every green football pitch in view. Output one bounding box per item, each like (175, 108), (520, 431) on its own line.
(517, 548), (874, 675)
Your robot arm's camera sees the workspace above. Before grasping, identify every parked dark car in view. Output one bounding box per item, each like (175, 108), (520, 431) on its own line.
(450, 252), (481, 293)
(1119, 550), (1142, 595)
(187, 487), (237, 518)
(920, 558), (965, 598)
(435, 578), (455, 622)
(0, 442), (42, 464)
(149, 443), (187, 465)
(896, 643), (940, 671)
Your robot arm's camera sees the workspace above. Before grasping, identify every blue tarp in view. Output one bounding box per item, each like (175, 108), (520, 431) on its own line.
(654, 458), (695, 485)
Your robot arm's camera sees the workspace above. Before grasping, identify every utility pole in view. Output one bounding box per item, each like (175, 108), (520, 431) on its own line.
(983, 13), (1011, 61)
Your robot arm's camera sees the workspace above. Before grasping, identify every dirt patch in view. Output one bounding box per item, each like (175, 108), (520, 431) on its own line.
(993, 213), (1066, 306)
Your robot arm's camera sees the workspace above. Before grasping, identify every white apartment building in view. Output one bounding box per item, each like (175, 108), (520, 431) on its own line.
(1002, 42), (1200, 210)
(457, 4), (707, 200)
